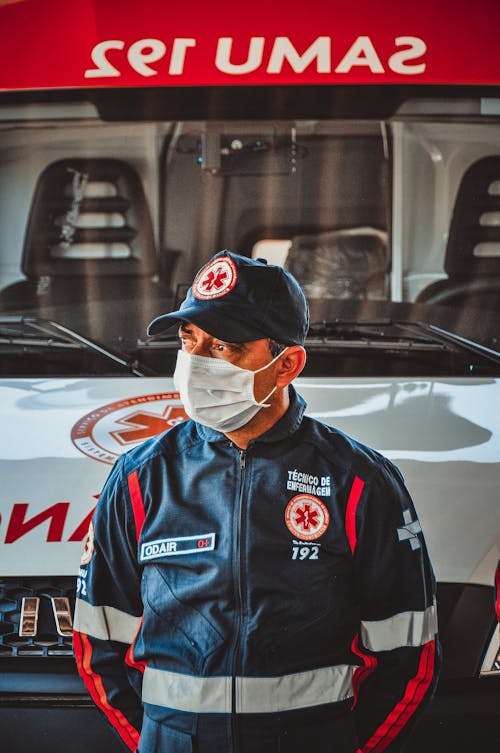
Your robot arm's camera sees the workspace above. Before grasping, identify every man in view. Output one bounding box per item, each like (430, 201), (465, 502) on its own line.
(73, 251), (440, 753)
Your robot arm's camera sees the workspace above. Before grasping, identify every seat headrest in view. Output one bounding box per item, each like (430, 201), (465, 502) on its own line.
(23, 158), (156, 277)
(285, 227), (388, 299)
(446, 156), (500, 277)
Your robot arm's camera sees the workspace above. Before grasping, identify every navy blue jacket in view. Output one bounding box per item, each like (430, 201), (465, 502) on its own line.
(74, 387), (440, 753)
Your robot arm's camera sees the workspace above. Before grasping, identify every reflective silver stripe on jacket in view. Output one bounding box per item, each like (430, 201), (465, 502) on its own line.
(360, 602), (438, 652)
(73, 598), (141, 644)
(142, 664), (355, 714)
(235, 664), (355, 713)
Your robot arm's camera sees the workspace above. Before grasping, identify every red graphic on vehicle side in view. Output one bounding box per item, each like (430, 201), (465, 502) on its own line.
(111, 406), (188, 445)
(71, 393), (188, 464)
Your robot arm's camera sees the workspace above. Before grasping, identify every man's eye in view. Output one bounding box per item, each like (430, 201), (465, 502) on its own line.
(211, 342), (240, 357)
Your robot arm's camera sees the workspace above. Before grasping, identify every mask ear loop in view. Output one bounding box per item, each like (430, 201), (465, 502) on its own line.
(252, 347), (289, 407)
(253, 346), (289, 374)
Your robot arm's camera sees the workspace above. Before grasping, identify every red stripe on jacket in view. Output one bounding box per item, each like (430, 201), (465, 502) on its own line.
(345, 476), (365, 554)
(126, 616), (147, 675)
(351, 633), (378, 707)
(127, 470), (146, 544)
(124, 472), (147, 673)
(73, 630), (140, 751)
(362, 639), (436, 753)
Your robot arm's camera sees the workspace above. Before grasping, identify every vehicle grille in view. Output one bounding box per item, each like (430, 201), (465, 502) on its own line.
(0, 577), (76, 658)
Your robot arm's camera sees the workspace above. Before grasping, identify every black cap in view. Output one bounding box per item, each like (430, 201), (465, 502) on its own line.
(147, 250), (309, 345)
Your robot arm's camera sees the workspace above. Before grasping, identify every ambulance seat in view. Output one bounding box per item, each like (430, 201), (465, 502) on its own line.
(284, 226), (389, 300)
(0, 158), (173, 311)
(417, 156), (500, 311)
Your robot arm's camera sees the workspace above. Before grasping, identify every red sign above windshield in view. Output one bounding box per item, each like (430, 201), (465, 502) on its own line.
(1, 0), (499, 90)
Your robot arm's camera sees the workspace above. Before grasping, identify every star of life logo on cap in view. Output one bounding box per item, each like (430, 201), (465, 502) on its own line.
(285, 494), (330, 541)
(193, 255), (238, 300)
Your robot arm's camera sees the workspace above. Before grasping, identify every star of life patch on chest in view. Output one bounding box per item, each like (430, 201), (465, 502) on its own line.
(285, 495), (330, 541)
(140, 533), (216, 562)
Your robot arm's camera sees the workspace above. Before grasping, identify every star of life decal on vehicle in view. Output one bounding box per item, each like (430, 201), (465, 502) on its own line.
(71, 392), (188, 465)
(192, 255), (238, 299)
(285, 494), (330, 541)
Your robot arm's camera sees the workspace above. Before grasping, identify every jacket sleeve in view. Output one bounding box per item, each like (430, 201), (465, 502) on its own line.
(73, 456), (145, 752)
(349, 459), (441, 753)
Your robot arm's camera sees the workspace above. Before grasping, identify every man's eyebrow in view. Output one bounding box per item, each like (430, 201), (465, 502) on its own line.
(214, 337), (244, 350)
(178, 324), (243, 350)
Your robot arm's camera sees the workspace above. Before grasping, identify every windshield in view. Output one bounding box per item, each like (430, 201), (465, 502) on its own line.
(1, 103), (499, 376)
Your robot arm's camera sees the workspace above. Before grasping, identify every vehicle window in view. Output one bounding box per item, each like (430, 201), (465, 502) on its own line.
(251, 239), (291, 266)
(0, 112), (499, 377)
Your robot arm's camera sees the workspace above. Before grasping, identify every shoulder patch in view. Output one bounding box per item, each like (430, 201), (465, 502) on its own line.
(80, 521), (94, 565)
(397, 509), (422, 550)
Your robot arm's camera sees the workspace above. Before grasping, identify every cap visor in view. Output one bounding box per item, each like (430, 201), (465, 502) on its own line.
(147, 312), (183, 337)
(147, 306), (268, 342)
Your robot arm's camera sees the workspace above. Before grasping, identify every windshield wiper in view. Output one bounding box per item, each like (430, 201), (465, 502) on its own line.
(307, 318), (500, 366)
(0, 316), (151, 376)
(406, 321), (500, 366)
(306, 319), (448, 352)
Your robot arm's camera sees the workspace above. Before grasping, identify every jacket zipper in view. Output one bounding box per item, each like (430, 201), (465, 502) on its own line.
(231, 448), (246, 753)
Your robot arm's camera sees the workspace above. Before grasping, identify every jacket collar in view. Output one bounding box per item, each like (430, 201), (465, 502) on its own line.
(195, 385), (306, 446)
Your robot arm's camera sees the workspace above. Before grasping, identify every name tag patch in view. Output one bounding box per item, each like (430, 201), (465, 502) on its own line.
(140, 533), (216, 562)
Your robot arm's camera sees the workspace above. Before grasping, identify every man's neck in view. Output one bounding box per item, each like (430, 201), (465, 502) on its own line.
(222, 388), (290, 450)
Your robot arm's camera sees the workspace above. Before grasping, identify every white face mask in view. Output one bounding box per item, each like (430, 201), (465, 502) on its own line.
(173, 347), (288, 432)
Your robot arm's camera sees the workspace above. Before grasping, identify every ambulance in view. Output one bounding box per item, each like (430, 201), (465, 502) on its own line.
(0, 1), (499, 750)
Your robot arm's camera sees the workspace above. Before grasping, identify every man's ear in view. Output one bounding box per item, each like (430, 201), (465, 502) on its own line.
(276, 346), (306, 388)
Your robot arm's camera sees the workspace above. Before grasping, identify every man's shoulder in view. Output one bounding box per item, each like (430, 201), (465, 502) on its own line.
(300, 412), (394, 480)
(119, 418), (199, 474)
